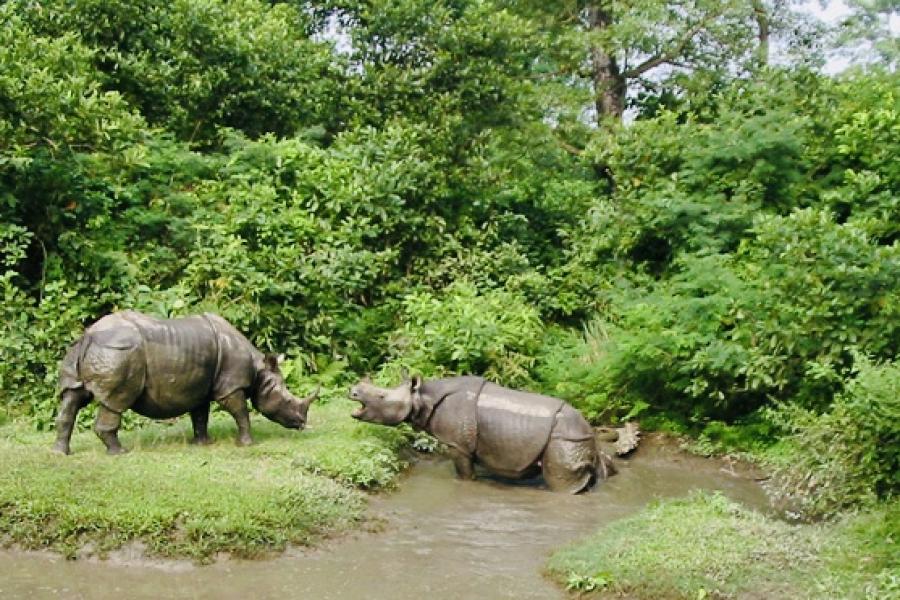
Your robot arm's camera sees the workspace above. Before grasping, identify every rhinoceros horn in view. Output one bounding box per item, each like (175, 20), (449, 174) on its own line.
(303, 385), (322, 405)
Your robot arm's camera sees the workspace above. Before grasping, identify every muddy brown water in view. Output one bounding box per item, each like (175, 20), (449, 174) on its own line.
(0, 437), (767, 600)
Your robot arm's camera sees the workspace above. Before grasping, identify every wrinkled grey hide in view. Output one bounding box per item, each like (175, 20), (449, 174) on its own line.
(349, 376), (614, 493)
(54, 311), (318, 455)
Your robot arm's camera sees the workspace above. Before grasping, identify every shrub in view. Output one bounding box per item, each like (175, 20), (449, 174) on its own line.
(389, 281), (542, 386)
(534, 321), (645, 423)
(0, 276), (98, 428)
(766, 354), (900, 519)
(17, 0), (342, 143)
(559, 210), (899, 423)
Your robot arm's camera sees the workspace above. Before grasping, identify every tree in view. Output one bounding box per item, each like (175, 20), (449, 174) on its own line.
(509, 0), (808, 122)
(834, 0), (900, 70)
(17, 0), (342, 143)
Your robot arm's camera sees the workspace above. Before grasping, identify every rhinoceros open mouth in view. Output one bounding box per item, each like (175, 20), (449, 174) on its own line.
(349, 396), (366, 419)
(348, 385), (367, 419)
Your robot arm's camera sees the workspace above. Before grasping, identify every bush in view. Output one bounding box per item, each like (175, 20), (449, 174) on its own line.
(555, 209), (898, 423)
(0, 273), (93, 427)
(766, 354), (900, 519)
(534, 321), (646, 423)
(389, 281), (542, 386)
(17, 0), (342, 143)
(547, 71), (899, 428)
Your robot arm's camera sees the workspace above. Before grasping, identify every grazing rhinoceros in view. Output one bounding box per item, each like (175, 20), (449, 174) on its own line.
(349, 375), (615, 493)
(54, 310), (318, 455)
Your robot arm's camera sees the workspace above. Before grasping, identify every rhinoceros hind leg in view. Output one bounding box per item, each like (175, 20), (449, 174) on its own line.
(541, 437), (597, 494)
(189, 404), (212, 445)
(54, 388), (91, 455)
(218, 390), (253, 446)
(94, 405), (128, 455)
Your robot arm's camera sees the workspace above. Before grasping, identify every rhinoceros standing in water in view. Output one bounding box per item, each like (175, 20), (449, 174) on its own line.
(54, 310), (318, 455)
(349, 376), (615, 493)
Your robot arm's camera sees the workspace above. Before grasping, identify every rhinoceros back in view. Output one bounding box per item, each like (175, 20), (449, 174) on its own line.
(60, 311), (259, 417)
(120, 312), (221, 416)
(475, 382), (564, 477)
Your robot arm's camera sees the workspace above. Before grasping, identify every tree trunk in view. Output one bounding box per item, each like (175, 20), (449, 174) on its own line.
(586, 4), (625, 122)
(751, 0), (769, 67)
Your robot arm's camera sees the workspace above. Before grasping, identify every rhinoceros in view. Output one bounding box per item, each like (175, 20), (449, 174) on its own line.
(349, 375), (615, 493)
(54, 310), (318, 455)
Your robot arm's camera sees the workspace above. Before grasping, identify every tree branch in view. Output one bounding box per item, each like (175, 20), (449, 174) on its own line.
(555, 138), (584, 156)
(622, 9), (726, 79)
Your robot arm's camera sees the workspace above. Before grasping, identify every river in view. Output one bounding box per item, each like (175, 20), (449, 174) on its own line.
(0, 437), (766, 599)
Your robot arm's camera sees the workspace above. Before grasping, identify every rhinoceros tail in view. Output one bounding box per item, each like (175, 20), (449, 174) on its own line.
(58, 335), (89, 395)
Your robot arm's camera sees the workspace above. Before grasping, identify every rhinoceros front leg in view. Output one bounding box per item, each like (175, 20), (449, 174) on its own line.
(53, 389), (91, 455)
(189, 403), (212, 445)
(449, 448), (475, 480)
(94, 405), (128, 455)
(218, 390), (253, 446)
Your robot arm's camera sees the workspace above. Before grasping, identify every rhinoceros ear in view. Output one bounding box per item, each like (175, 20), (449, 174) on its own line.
(400, 366), (410, 382)
(409, 374), (422, 394)
(264, 354), (280, 372)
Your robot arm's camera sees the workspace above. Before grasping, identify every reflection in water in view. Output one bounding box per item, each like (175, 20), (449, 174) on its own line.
(0, 438), (766, 600)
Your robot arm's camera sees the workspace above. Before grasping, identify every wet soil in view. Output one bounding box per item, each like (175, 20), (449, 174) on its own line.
(0, 436), (767, 600)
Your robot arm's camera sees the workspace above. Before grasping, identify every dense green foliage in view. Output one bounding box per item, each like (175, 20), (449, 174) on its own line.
(1, 0), (897, 522)
(391, 281), (543, 385)
(766, 355), (900, 519)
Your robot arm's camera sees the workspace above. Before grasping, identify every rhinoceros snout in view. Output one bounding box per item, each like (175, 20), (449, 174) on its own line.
(281, 412), (305, 430)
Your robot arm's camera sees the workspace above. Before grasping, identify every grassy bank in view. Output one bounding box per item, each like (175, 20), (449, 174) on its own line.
(0, 397), (410, 562)
(547, 492), (899, 599)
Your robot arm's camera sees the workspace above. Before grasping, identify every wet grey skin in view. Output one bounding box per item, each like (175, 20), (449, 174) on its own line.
(349, 376), (615, 493)
(53, 310), (319, 455)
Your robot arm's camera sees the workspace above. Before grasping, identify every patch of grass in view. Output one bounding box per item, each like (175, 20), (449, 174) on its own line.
(547, 492), (899, 599)
(808, 503), (900, 600)
(680, 417), (779, 458)
(0, 397), (410, 562)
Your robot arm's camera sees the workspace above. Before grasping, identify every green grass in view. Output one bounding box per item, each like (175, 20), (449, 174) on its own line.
(547, 492), (899, 599)
(0, 397), (410, 562)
